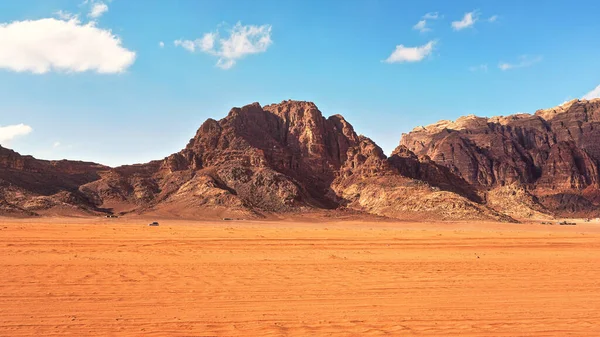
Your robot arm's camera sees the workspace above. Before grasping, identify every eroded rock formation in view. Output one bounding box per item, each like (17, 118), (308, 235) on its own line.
(0, 100), (507, 221)
(400, 98), (600, 217)
(6, 99), (599, 220)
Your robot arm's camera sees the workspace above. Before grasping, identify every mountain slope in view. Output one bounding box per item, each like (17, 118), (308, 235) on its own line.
(10, 99), (598, 221)
(0, 100), (509, 221)
(77, 100), (504, 220)
(400, 98), (600, 217)
(0, 146), (108, 216)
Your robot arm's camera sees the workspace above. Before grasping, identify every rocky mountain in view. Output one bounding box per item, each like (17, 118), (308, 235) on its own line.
(5, 99), (599, 221)
(0, 100), (509, 221)
(400, 98), (600, 218)
(0, 146), (107, 216)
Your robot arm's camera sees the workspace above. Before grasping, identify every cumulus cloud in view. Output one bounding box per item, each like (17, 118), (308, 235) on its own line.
(0, 124), (33, 145)
(452, 11), (479, 30)
(88, 2), (108, 19)
(583, 85), (600, 100)
(199, 32), (216, 52)
(158, 41), (164, 48)
(0, 17), (136, 74)
(384, 41), (436, 63)
(498, 55), (542, 71)
(174, 22), (272, 69)
(413, 20), (430, 33)
(174, 39), (195, 52)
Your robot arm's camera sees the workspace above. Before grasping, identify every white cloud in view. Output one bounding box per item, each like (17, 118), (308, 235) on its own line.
(413, 12), (441, 33)
(158, 41), (164, 48)
(469, 64), (488, 72)
(88, 2), (108, 19)
(0, 17), (136, 74)
(488, 15), (499, 23)
(174, 39), (196, 52)
(55, 10), (78, 21)
(174, 22), (272, 69)
(423, 12), (440, 20)
(384, 41), (436, 63)
(498, 55), (542, 71)
(583, 85), (600, 100)
(53, 141), (61, 148)
(0, 124), (33, 145)
(199, 32), (216, 52)
(216, 58), (235, 70)
(452, 11), (479, 31)
(413, 20), (430, 33)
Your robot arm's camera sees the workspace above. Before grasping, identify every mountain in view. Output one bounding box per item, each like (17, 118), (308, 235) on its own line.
(7, 99), (599, 221)
(0, 146), (107, 216)
(400, 98), (600, 218)
(0, 100), (509, 221)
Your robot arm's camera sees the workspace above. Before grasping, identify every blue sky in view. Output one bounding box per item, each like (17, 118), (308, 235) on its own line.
(1, 0), (599, 167)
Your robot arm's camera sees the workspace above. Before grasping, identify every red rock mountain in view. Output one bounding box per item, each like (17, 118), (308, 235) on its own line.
(0, 100), (507, 221)
(400, 98), (600, 217)
(0, 146), (106, 216)
(5, 99), (599, 221)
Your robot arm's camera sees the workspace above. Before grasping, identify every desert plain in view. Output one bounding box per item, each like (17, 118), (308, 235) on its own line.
(1, 216), (600, 336)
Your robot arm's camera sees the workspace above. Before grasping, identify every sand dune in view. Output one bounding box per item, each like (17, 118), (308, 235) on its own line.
(1, 217), (600, 336)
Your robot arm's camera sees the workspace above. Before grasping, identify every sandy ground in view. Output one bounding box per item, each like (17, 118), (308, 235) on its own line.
(1, 217), (600, 336)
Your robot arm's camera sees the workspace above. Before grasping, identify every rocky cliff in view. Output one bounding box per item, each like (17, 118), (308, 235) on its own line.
(8, 99), (598, 220)
(0, 100), (509, 221)
(400, 98), (600, 217)
(0, 146), (107, 216)
(77, 100), (504, 220)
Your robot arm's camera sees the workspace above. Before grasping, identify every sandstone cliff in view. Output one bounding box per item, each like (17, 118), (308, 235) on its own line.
(400, 98), (600, 217)
(0, 100), (510, 221)
(77, 100), (505, 221)
(0, 146), (107, 216)
(10, 99), (599, 220)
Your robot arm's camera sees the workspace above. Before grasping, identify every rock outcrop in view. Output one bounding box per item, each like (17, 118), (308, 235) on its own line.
(400, 98), (600, 217)
(77, 100), (506, 220)
(8, 99), (600, 220)
(0, 100), (512, 221)
(0, 146), (107, 216)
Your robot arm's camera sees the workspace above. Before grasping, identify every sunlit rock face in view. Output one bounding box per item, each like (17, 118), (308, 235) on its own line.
(8, 99), (600, 220)
(0, 100), (511, 221)
(400, 98), (600, 217)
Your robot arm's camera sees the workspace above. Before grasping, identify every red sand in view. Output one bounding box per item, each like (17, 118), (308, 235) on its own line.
(1, 217), (600, 336)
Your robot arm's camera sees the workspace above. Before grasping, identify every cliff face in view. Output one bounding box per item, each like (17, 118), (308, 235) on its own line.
(0, 100), (508, 221)
(0, 146), (107, 216)
(330, 137), (511, 222)
(400, 98), (600, 217)
(9, 99), (600, 220)
(78, 101), (366, 216)
(78, 100), (502, 220)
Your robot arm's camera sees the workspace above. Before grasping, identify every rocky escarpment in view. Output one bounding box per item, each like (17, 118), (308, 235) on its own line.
(10, 98), (598, 221)
(400, 98), (600, 217)
(0, 146), (107, 216)
(76, 100), (505, 221)
(78, 101), (363, 215)
(331, 137), (511, 221)
(0, 100), (512, 221)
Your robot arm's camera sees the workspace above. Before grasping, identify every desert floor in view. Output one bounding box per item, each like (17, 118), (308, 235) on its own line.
(1, 217), (600, 336)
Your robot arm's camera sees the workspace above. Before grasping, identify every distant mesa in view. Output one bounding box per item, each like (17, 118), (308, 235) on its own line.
(2, 98), (600, 221)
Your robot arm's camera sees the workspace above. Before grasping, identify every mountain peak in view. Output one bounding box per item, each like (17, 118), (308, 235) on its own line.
(11, 99), (600, 221)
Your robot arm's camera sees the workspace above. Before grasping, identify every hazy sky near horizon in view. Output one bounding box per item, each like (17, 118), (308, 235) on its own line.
(1, 0), (599, 167)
